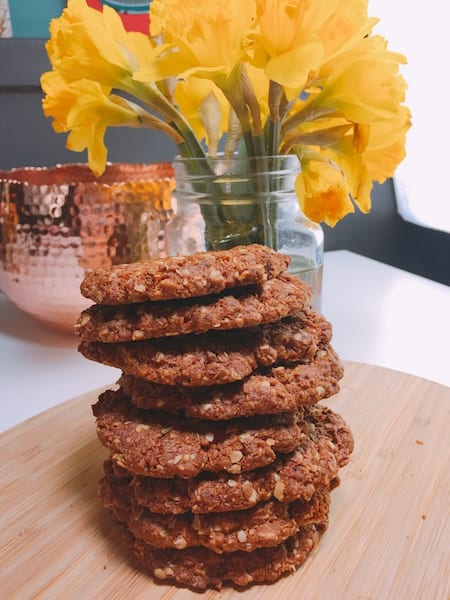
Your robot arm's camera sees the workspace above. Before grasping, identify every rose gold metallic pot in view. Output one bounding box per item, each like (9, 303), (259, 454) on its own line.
(0, 163), (175, 332)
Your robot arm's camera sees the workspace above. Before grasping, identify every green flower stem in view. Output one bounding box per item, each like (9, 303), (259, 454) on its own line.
(281, 103), (337, 138)
(128, 80), (202, 159)
(214, 77), (282, 249)
(135, 110), (184, 145)
(242, 128), (256, 158)
(268, 118), (281, 158)
(129, 78), (277, 251)
(129, 80), (238, 235)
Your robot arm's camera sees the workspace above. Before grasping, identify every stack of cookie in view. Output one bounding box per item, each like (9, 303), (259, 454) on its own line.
(76, 244), (353, 591)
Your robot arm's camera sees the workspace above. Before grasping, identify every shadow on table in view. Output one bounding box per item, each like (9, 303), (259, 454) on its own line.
(0, 292), (77, 348)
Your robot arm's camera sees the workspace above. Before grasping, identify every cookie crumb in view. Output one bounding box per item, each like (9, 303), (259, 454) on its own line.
(415, 439), (424, 445)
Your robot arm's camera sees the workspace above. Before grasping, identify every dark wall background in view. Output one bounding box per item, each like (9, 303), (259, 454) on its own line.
(1, 39), (448, 285)
(322, 180), (450, 286)
(0, 38), (177, 167)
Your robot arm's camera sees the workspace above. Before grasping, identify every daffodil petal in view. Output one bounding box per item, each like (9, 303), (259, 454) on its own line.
(294, 150), (354, 226)
(264, 37), (324, 93)
(149, 0), (256, 88)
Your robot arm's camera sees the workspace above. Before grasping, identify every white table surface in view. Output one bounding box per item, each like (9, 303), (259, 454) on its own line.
(1, 250), (449, 433)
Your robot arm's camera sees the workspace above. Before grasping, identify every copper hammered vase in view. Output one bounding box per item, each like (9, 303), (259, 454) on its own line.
(0, 163), (175, 332)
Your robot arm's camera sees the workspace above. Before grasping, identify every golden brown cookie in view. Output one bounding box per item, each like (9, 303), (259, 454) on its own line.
(125, 524), (327, 590)
(92, 388), (307, 478)
(121, 346), (343, 419)
(75, 274), (311, 342)
(80, 244), (290, 304)
(79, 310), (332, 386)
(107, 405), (352, 514)
(99, 462), (330, 553)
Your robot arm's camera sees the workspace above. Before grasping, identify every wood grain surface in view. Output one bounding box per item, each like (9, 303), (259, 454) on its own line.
(1, 361), (449, 600)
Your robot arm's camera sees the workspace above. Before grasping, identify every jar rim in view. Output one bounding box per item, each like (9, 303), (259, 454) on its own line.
(173, 153), (297, 163)
(173, 153), (300, 177)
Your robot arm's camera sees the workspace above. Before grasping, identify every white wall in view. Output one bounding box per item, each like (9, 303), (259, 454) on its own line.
(370, 0), (450, 233)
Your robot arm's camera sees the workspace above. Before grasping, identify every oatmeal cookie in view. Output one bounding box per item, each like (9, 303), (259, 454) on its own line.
(98, 461), (131, 524)
(79, 310), (332, 386)
(121, 346), (343, 419)
(99, 465), (330, 553)
(80, 244), (290, 305)
(75, 274), (311, 342)
(125, 524), (326, 590)
(113, 405), (353, 514)
(93, 389), (308, 478)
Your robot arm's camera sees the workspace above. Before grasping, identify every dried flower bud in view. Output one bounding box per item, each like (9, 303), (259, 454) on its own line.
(200, 92), (222, 157)
(224, 109), (242, 157)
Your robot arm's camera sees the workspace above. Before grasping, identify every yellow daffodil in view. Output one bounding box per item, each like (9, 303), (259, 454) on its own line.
(290, 106), (409, 221)
(41, 0), (411, 230)
(42, 0), (199, 163)
(282, 36), (408, 148)
(135, 0), (256, 90)
(294, 147), (355, 227)
(174, 77), (229, 155)
(41, 70), (93, 133)
(315, 105), (411, 215)
(65, 82), (145, 175)
(249, 0), (324, 96)
(42, 75), (180, 176)
(362, 106), (412, 183)
(314, 36), (407, 124)
(45, 0), (157, 90)
(321, 136), (373, 213)
(303, 0), (375, 60)
(278, 111), (371, 217)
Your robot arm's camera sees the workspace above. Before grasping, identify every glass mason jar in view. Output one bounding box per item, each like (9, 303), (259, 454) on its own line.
(166, 154), (324, 308)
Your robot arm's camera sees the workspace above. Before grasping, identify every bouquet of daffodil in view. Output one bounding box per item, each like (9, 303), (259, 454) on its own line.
(41, 0), (410, 229)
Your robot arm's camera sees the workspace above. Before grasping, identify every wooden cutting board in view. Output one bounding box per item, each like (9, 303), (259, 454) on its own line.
(1, 361), (449, 600)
